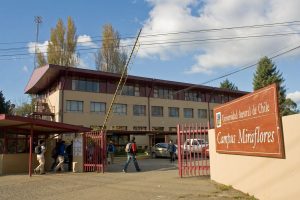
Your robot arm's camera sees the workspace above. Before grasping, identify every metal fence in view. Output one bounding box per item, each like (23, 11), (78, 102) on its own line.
(177, 124), (210, 177)
(83, 131), (106, 173)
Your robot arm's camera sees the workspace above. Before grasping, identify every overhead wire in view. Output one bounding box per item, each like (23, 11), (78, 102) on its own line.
(0, 30), (300, 58)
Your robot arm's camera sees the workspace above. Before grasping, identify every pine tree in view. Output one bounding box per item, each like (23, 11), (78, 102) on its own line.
(95, 24), (127, 73)
(0, 91), (12, 114)
(220, 79), (238, 91)
(253, 56), (297, 116)
(37, 17), (78, 67)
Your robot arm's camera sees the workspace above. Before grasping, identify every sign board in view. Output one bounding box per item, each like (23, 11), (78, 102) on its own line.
(73, 137), (83, 156)
(214, 84), (285, 158)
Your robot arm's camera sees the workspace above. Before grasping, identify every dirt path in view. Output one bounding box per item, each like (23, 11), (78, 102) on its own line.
(0, 159), (256, 200)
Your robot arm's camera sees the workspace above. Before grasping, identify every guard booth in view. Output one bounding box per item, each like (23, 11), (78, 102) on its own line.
(0, 114), (91, 176)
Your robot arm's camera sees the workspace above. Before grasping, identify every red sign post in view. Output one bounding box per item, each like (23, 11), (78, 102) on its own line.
(214, 84), (285, 158)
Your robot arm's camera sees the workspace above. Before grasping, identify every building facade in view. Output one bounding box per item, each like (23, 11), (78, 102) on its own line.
(25, 64), (247, 149)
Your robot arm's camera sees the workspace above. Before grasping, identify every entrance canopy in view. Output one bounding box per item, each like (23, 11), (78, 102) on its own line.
(0, 114), (91, 177)
(0, 114), (91, 134)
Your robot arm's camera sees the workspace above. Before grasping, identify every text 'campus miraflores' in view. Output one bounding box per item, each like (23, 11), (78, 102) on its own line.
(217, 126), (275, 149)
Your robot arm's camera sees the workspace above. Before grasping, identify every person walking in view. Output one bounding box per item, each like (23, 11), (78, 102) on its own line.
(123, 137), (141, 173)
(50, 142), (58, 171)
(107, 140), (115, 164)
(34, 140), (46, 175)
(66, 141), (73, 171)
(167, 140), (176, 163)
(54, 140), (66, 172)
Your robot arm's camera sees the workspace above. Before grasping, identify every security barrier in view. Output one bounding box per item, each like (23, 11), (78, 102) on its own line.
(177, 124), (210, 177)
(83, 131), (106, 172)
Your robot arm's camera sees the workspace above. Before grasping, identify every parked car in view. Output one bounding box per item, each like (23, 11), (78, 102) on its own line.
(183, 139), (208, 154)
(151, 143), (177, 158)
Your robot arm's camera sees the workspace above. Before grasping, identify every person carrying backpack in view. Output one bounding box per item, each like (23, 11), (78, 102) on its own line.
(122, 137), (141, 173)
(107, 140), (115, 164)
(34, 140), (46, 175)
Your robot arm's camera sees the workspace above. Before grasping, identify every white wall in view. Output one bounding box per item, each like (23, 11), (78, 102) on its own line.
(209, 114), (300, 200)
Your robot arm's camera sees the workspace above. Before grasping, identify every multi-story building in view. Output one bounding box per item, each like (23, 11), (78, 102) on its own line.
(25, 64), (247, 150)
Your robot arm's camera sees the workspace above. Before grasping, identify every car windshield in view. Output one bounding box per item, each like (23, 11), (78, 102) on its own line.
(158, 143), (168, 148)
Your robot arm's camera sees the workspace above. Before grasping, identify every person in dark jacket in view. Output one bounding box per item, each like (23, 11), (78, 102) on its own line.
(167, 140), (176, 163)
(54, 140), (65, 172)
(50, 142), (59, 171)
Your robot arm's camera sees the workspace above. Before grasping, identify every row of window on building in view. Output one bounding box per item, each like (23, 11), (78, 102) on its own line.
(66, 100), (213, 119)
(71, 78), (232, 103)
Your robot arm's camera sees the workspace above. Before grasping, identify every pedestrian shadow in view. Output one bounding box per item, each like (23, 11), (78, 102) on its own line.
(106, 158), (178, 173)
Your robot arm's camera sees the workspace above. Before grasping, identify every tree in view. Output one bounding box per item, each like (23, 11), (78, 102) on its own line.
(220, 79), (238, 90)
(282, 98), (299, 116)
(14, 102), (33, 117)
(253, 56), (298, 116)
(95, 24), (127, 73)
(37, 17), (78, 67)
(0, 91), (12, 114)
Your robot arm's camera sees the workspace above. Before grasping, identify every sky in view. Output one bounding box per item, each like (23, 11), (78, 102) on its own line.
(0, 0), (299, 106)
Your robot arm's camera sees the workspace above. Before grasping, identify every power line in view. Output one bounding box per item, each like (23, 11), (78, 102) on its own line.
(171, 42), (300, 94)
(1, 19), (300, 47)
(0, 31), (300, 58)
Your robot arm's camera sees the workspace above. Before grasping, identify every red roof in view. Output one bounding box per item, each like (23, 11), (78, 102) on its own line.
(25, 64), (248, 95)
(0, 114), (91, 134)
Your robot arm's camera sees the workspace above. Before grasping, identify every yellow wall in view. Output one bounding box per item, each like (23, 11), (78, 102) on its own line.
(61, 90), (217, 129)
(209, 114), (300, 200)
(48, 90), (61, 122)
(1, 154), (38, 174)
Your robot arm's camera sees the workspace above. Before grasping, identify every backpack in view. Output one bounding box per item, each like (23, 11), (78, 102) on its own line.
(125, 143), (131, 153)
(35, 145), (42, 154)
(108, 144), (114, 152)
(131, 142), (137, 153)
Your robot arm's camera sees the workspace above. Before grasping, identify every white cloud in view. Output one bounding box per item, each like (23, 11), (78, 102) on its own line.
(22, 65), (28, 73)
(287, 91), (300, 104)
(27, 41), (49, 55)
(141, 0), (300, 73)
(77, 35), (97, 48)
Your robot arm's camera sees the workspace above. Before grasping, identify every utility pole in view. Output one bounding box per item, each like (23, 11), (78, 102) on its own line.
(34, 16), (42, 69)
(100, 29), (142, 133)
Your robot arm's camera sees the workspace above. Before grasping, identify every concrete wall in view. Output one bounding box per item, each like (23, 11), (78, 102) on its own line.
(209, 114), (300, 200)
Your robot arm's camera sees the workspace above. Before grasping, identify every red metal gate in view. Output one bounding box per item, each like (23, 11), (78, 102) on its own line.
(83, 131), (106, 172)
(177, 124), (210, 177)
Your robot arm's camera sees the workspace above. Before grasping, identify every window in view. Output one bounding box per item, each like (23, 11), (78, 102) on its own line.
(198, 109), (208, 119)
(184, 108), (194, 118)
(72, 78), (99, 93)
(184, 91), (202, 102)
(111, 126), (127, 130)
(133, 105), (146, 116)
(90, 102), (106, 113)
(66, 100), (83, 112)
(153, 87), (174, 99)
(135, 84), (140, 96)
(152, 127), (164, 131)
(113, 104), (127, 115)
(133, 126), (147, 131)
(168, 107), (179, 117)
(122, 85), (135, 96)
(169, 127), (177, 131)
(151, 106), (163, 117)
